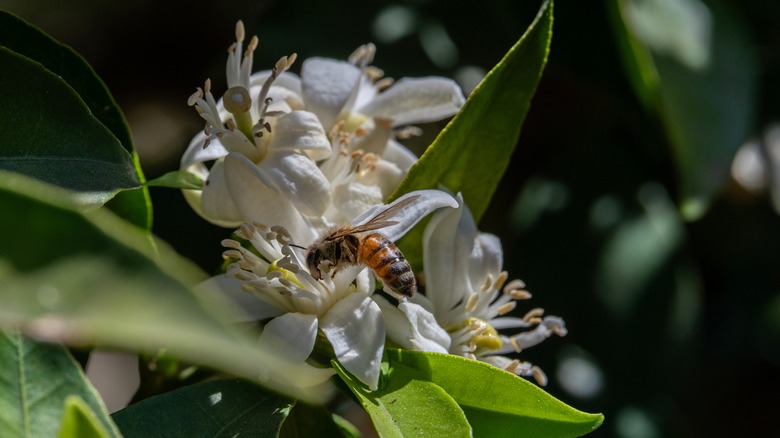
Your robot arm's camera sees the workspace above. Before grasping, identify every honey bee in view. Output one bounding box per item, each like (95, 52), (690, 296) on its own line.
(305, 195), (419, 297)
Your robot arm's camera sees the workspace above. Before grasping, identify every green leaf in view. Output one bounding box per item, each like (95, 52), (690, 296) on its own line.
(146, 170), (204, 190)
(0, 10), (152, 230)
(279, 401), (359, 438)
(334, 359), (471, 438)
(113, 378), (291, 437)
(58, 396), (114, 438)
(387, 349), (604, 438)
(0, 172), (332, 404)
(612, 0), (757, 220)
(390, 0), (554, 269)
(0, 331), (121, 438)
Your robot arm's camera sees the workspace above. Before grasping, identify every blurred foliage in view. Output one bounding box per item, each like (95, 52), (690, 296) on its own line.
(3, 0), (780, 436)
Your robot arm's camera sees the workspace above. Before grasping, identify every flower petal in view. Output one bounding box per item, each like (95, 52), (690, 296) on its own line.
(223, 153), (317, 242)
(332, 182), (384, 224)
(181, 131), (229, 169)
(358, 77), (465, 126)
(249, 70), (302, 96)
(320, 293), (385, 390)
(194, 158), (244, 226)
(374, 296), (451, 353)
(470, 232), (503, 290)
(423, 193), (474, 315)
(301, 58), (362, 129)
(257, 313), (337, 388)
(383, 140), (418, 173)
(195, 275), (284, 322)
(271, 111), (332, 161)
(352, 189), (458, 242)
(260, 150), (332, 217)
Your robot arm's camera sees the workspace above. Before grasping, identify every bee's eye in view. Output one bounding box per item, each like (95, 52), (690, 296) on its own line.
(334, 243), (342, 260)
(306, 249), (318, 269)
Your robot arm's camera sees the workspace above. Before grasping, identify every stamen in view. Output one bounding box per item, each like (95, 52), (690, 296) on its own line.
(204, 78), (212, 94)
(365, 66), (384, 81)
(503, 279), (526, 293)
(509, 289), (532, 300)
(235, 20), (245, 42)
(465, 293), (479, 313)
(523, 308), (545, 325)
(187, 88), (203, 106)
(493, 271), (509, 291)
(505, 359), (521, 374)
(394, 126), (423, 140)
(246, 35), (259, 56)
(496, 301), (516, 316)
(509, 337), (522, 353)
(531, 366), (548, 386)
(481, 275), (492, 292)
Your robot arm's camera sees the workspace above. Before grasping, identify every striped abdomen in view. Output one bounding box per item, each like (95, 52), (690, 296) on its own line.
(358, 233), (416, 297)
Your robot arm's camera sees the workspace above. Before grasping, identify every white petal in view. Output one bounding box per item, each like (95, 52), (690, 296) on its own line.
(470, 232), (503, 290)
(352, 190), (458, 242)
(301, 58), (362, 129)
(375, 296), (450, 353)
(271, 111), (332, 161)
(258, 312), (318, 363)
(354, 158), (404, 200)
(320, 294), (385, 390)
(181, 131), (229, 169)
(347, 118), (392, 156)
(359, 77), (465, 126)
(383, 140), (418, 173)
(332, 182), (384, 224)
(196, 158), (244, 226)
(259, 150), (332, 217)
(257, 313), (337, 388)
(223, 153), (317, 242)
(195, 275), (284, 322)
(422, 193), (470, 314)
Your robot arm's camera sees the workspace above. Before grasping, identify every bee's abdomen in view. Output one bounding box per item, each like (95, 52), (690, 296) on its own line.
(358, 234), (416, 297)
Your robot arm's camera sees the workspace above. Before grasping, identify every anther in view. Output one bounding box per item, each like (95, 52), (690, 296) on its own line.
(523, 308), (545, 325)
(481, 275), (492, 292)
(187, 88), (203, 106)
(246, 35), (259, 55)
(235, 20), (245, 42)
(465, 293), (479, 313)
(509, 337), (522, 353)
(375, 77), (394, 91)
(204, 79), (212, 94)
(510, 289), (532, 300)
(493, 272), (509, 291)
(505, 359), (521, 373)
(503, 279), (526, 293)
(531, 366), (548, 386)
(496, 301), (516, 315)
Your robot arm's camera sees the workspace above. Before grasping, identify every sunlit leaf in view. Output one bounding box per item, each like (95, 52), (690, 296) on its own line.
(333, 359), (471, 438)
(146, 170), (204, 190)
(0, 172), (332, 404)
(387, 349), (604, 438)
(0, 10), (151, 230)
(58, 395), (114, 438)
(391, 0), (554, 269)
(113, 378), (292, 437)
(612, 0), (757, 220)
(0, 331), (121, 438)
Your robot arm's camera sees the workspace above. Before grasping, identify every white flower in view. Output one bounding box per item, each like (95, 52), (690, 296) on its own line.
(206, 190), (457, 390)
(246, 43), (465, 222)
(180, 21), (331, 241)
(384, 194), (567, 385)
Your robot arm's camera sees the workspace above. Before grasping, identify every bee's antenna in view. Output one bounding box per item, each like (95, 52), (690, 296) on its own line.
(289, 243), (306, 250)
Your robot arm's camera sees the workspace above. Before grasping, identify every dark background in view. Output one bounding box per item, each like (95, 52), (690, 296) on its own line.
(5, 0), (780, 436)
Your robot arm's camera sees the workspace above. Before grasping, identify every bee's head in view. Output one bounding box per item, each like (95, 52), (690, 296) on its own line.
(306, 246), (322, 280)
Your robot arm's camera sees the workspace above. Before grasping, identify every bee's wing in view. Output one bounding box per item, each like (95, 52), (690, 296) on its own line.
(330, 195), (421, 238)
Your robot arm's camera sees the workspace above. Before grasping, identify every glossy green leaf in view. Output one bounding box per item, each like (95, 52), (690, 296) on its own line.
(0, 331), (121, 438)
(387, 349), (604, 438)
(146, 170), (204, 190)
(612, 0), (757, 220)
(58, 396), (113, 438)
(0, 11), (151, 230)
(113, 378), (291, 437)
(390, 0), (553, 269)
(279, 401), (359, 438)
(333, 359), (471, 438)
(0, 172), (332, 404)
